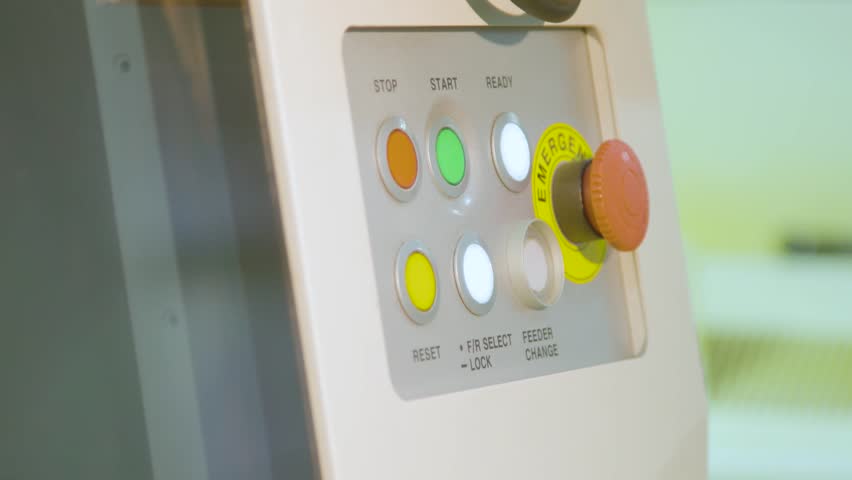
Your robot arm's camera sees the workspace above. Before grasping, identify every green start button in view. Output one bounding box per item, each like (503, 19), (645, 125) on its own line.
(435, 127), (466, 186)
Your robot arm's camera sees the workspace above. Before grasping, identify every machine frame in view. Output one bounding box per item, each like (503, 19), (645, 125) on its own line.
(246, 0), (707, 478)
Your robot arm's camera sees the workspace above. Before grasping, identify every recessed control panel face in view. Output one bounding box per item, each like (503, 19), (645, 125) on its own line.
(343, 29), (641, 399)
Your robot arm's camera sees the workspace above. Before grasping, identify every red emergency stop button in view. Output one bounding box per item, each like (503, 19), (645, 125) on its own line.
(582, 139), (649, 252)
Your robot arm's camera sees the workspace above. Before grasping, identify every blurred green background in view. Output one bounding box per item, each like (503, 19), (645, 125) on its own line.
(647, 1), (852, 479)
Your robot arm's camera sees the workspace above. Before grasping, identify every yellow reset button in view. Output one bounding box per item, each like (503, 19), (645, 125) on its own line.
(396, 241), (439, 325)
(405, 252), (436, 311)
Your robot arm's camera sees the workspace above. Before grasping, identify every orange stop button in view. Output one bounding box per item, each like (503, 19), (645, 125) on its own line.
(582, 139), (649, 252)
(387, 129), (418, 189)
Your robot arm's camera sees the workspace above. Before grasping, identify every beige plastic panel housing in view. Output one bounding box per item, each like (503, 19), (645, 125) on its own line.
(245, 0), (707, 478)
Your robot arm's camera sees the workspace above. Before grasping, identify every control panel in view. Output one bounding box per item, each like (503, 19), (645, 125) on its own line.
(343, 29), (649, 399)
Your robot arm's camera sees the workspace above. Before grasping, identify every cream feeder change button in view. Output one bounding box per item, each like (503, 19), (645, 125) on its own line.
(507, 219), (564, 309)
(453, 233), (496, 316)
(395, 240), (439, 325)
(491, 112), (531, 192)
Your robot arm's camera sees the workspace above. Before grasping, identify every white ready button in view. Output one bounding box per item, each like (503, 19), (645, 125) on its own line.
(500, 122), (531, 181)
(492, 112), (531, 192)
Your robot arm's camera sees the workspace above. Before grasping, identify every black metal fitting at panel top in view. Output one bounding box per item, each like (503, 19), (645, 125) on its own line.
(510, 0), (581, 22)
